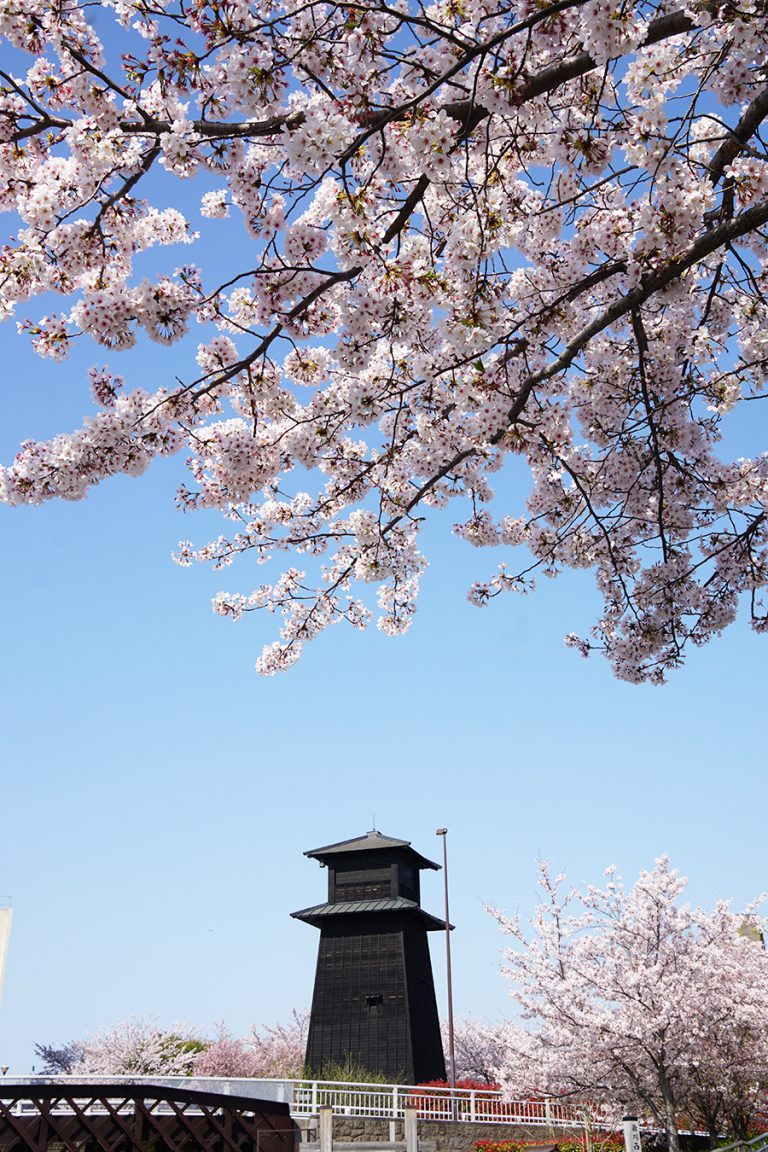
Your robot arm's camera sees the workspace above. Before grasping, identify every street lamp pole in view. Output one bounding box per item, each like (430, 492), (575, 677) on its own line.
(435, 828), (456, 1092)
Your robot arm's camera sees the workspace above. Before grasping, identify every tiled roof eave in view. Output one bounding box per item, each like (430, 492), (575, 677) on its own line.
(304, 830), (440, 871)
(291, 898), (450, 931)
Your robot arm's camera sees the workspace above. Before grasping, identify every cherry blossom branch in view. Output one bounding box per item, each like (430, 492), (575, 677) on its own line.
(3, 0), (767, 680)
(709, 85), (768, 185)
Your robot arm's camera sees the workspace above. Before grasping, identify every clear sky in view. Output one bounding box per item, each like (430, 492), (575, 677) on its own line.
(2, 382), (766, 1073)
(1, 37), (767, 1077)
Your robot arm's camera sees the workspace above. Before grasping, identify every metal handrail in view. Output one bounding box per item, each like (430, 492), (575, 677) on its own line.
(713, 1134), (768, 1152)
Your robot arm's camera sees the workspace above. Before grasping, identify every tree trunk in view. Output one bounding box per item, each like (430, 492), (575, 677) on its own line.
(659, 1069), (682, 1152)
(731, 1113), (752, 1142)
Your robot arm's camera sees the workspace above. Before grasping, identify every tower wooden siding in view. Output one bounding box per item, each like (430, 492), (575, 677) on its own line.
(308, 918), (410, 1079)
(293, 832), (447, 1084)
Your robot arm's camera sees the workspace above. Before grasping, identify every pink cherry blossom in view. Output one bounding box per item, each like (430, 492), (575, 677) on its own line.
(491, 859), (768, 1149)
(1, 0), (767, 679)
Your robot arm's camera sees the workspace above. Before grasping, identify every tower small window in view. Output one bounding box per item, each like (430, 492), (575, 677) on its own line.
(366, 994), (384, 1008)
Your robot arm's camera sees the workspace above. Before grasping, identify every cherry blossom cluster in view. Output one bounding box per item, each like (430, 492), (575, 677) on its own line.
(192, 1011), (309, 1078)
(35, 1010), (309, 1078)
(491, 859), (768, 1149)
(64, 1017), (204, 1076)
(443, 1017), (528, 1088)
(1, 0), (767, 678)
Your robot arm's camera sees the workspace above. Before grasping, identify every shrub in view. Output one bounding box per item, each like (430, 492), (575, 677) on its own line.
(307, 1061), (396, 1084)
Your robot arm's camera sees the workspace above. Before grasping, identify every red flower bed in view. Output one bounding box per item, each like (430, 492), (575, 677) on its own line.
(473, 1140), (624, 1152)
(474, 1141), (524, 1152)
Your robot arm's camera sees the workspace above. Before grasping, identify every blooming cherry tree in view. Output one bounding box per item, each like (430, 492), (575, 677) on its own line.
(677, 920), (768, 1142)
(491, 859), (768, 1151)
(244, 1011), (309, 1079)
(38, 1011), (308, 1079)
(190, 1025), (267, 1078)
(442, 1017), (525, 1087)
(191, 1012), (307, 1078)
(67, 1017), (204, 1075)
(1, 0), (768, 679)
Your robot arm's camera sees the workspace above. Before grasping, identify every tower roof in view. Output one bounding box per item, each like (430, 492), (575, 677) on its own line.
(291, 897), (449, 930)
(304, 829), (440, 870)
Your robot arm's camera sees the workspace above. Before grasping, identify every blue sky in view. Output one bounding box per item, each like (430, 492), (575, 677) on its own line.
(1, 393), (766, 1073)
(1, 25), (767, 1078)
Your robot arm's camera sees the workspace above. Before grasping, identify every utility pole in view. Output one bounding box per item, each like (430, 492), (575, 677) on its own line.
(435, 829), (455, 1092)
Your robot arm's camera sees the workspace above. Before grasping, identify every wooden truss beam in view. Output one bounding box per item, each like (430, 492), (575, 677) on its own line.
(0, 1083), (295, 1152)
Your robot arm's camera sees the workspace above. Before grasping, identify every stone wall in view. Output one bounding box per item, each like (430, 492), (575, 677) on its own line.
(296, 1115), (575, 1152)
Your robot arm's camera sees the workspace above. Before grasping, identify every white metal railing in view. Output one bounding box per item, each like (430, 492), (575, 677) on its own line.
(717, 1136), (768, 1152)
(290, 1080), (599, 1125)
(0, 1077), (601, 1127)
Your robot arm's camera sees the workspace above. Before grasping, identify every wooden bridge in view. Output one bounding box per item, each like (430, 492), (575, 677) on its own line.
(0, 1082), (295, 1152)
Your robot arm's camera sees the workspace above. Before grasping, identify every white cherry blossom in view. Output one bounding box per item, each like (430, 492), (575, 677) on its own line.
(1, 0), (767, 679)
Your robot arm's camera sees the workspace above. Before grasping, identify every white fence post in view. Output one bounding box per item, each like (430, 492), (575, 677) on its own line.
(469, 1091), (475, 1124)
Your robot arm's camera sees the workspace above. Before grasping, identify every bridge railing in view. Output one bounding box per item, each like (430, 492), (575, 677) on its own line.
(290, 1081), (596, 1126)
(715, 1135), (768, 1152)
(0, 1078), (296, 1152)
(1, 1077), (603, 1127)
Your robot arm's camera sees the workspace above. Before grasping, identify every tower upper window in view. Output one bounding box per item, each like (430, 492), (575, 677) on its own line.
(333, 866), (391, 902)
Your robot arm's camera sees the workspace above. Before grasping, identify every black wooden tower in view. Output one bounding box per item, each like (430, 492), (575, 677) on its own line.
(292, 830), (448, 1083)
